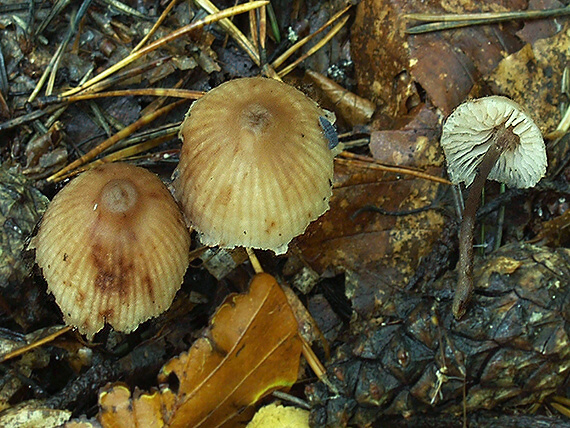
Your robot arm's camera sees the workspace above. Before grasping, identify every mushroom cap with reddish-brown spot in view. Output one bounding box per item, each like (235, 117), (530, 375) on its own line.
(34, 163), (191, 339)
(174, 77), (335, 255)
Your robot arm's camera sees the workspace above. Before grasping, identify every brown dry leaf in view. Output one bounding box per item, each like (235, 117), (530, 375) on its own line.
(408, 21), (522, 115)
(484, 25), (570, 134)
(474, 256), (524, 287)
(93, 273), (302, 428)
(369, 104), (443, 168)
(306, 70), (376, 126)
(516, 0), (564, 44)
(296, 159), (446, 293)
(351, 0), (526, 123)
(532, 210), (570, 247)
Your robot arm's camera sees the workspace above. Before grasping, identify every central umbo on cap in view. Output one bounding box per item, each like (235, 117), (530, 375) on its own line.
(174, 77), (335, 255)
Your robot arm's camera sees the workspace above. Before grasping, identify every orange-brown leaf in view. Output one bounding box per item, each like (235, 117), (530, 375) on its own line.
(159, 273), (302, 427)
(94, 273), (302, 428)
(98, 384), (166, 428)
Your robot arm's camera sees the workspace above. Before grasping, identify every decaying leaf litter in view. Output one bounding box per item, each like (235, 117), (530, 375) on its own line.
(1, 0), (570, 426)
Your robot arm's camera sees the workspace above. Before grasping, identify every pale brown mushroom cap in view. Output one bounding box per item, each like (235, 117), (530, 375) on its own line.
(35, 163), (191, 339)
(440, 96), (546, 188)
(174, 77), (335, 255)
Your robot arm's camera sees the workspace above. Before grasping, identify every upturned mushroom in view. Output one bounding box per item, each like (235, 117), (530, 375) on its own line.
(440, 96), (546, 319)
(34, 163), (191, 338)
(173, 77), (335, 255)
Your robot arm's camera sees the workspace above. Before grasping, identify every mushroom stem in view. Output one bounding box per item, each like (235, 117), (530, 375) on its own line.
(452, 140), (504, 319)
(246, 248), (264, 274)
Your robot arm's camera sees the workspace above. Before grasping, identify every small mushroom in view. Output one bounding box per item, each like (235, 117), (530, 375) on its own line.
(34, 163), (191, 338)
(440, 96), (547, 319)
(174, 77), (335, 255)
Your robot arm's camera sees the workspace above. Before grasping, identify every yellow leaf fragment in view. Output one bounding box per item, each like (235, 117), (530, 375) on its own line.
(246, 403), (310, 428)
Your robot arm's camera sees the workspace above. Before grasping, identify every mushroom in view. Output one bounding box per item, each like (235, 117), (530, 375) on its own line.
(440, 96), (546, 319)
(174, 77), (335, 255)
(34, 163), (191, 338)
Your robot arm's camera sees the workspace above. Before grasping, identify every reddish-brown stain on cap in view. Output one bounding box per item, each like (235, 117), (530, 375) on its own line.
(35, 163), (191, 338)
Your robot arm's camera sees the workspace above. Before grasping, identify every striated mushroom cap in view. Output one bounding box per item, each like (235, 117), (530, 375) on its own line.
(441, 96), (546, 188)
(174, 77), (335, 255)
(35, 163), (191, 338)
